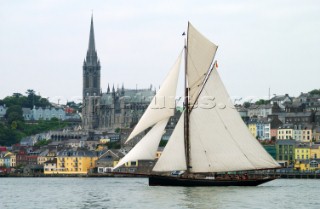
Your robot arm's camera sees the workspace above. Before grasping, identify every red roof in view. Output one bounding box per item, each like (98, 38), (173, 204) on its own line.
(0, 147), (6, 152)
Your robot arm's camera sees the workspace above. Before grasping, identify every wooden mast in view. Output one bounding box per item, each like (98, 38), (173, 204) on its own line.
(184, 23), (190, 173)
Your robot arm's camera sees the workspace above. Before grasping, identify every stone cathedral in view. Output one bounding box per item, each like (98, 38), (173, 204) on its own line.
(82, 16), (155, 131)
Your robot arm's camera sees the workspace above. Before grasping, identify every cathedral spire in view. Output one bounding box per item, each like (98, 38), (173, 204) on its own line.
(112, 84), (116, 97)
(121, 83), (125, 95)
(88, 14), (96, 53)
(107, 83), (110, 94)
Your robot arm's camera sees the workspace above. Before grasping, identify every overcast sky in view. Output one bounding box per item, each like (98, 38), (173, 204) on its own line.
(1, 0), (320, 104)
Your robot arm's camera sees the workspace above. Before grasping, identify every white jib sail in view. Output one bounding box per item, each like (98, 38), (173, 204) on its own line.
(187, 23), (218, 107)
(114, 118), (169, 170)
(189, 66), (280, 173)
(152, 114), (187, 172)
(125, 53), (182, 143)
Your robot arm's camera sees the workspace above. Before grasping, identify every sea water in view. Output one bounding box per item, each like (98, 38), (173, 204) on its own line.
(0, 178), (319, 209)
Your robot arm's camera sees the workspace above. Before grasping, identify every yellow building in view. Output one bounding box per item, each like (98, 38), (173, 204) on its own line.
(248, 123), (257, 138)
(0, 157), (4, 167)
(124, 161), (138, 167)
(310, 144), (320, 159)
(45, 150), (98, 175)
(37, 150), (56, 165)
(295, 143), (310, 160)
(10, 154), (16, 167)
(295, 159), (320, 171)
(277, 125), (293, 140)
(2, 152), (16, 167)
(99, 138), (110, 144)
(0, 152), (5, 166)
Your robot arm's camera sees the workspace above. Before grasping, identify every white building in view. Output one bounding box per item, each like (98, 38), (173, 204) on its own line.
(32, 106), (66, 120)
(0, 105), (7, 118)
(44, 159), (57, 173)
(270, 94), (292, 109)
(293, 125), (303, 141)
(247, 104), (272, 118)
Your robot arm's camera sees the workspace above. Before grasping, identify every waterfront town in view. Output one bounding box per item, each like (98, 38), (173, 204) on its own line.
(1, 16), (320, 177)
(1, 90), (320, 176)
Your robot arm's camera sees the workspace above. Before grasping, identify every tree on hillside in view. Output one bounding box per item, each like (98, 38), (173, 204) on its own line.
(1, 90), (50, 109)
(0, 123), (22, 146)
(13, 93), (23, 98)
(25, 89), (51, 108)
(5, 105), (24, 125)
(2, 93), (26, 107)
(5, 105), (23, 118)
(255, 99), (270, 105)
(309, 89), (320, 95)
(243, 102), (251, 108)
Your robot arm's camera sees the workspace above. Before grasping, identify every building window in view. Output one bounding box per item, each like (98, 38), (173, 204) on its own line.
(310, 161), (318, 168)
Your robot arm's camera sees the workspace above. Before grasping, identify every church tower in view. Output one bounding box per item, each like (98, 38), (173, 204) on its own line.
(82, 15), (101, 130)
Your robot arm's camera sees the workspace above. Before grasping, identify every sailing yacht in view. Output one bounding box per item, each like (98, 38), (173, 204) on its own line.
(114, 22), (280, 186)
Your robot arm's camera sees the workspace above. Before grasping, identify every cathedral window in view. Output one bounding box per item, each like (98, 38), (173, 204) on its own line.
(86, 77), (89, 88)
(94, 76), (98, 88)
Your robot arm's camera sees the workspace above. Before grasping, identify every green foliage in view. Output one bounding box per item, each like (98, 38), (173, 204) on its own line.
(2, 89), (51, 109)
(11, 121), (18, 129)
(243, 102), (251, 108)
(0, 123), (22, 146)
(115, 128), (121, 133)
(0, 89), (68, 146)
(5, 105), (23, 118)
(20, 119), (67, 136)
(0, 119), (67, 146)
(107, 141), (121, 149)
(5, 105), (24, 125)
(255, 99), (270, 105)
(34, 139), (52, 147)
(309, 89), (320, 95)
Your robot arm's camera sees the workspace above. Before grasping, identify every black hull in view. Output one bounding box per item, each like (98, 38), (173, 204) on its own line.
(149, 175), (276, 187)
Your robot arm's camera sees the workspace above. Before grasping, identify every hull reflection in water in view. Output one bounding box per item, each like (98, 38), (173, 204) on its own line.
(149, 175), (276, 187)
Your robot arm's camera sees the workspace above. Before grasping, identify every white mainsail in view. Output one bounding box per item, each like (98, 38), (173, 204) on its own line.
(188, 66), (280, 173)
(117, 22), (279, 175)
(114, 118), (169, 170)
(125, 53), (182, 143)
(187, 23), (218, 107)
(152, 114), (187, 171)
